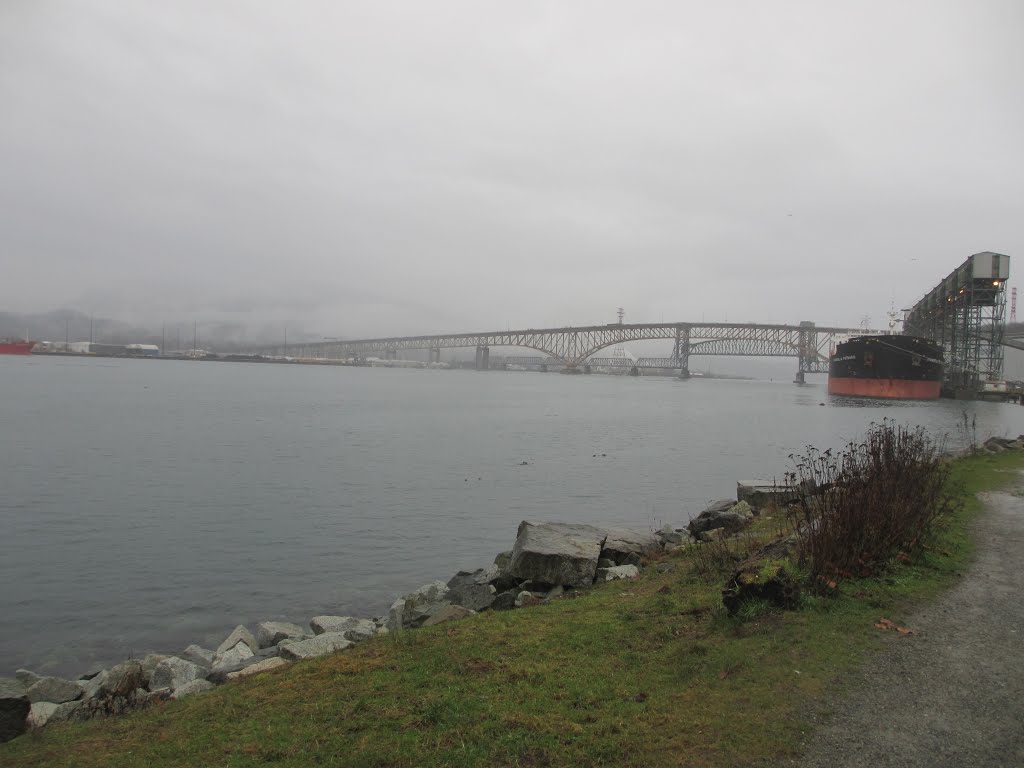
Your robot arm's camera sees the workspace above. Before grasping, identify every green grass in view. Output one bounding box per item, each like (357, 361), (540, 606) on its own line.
(3, 451), (1022, 768)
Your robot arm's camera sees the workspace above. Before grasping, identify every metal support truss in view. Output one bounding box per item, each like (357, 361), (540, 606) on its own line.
(244, 321), (864, 373)
(904, 252), (1010, 392)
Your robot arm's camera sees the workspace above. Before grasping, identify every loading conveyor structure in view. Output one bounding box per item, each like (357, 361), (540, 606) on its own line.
(903, 251), (1010, 394)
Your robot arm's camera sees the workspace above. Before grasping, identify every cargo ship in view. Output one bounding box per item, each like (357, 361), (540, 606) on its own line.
(828, 335), (943, 400)
(0, 339), (36, 355)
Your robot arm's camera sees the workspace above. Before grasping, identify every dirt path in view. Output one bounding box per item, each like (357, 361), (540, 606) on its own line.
(796, 487), (1024, 768)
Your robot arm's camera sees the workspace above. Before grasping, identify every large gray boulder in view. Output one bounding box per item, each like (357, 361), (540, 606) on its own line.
(446, 569), (498, 612)
(150, 657), (207, 692)
(309, 616), (376, 642)
(595, 564), (641, 581)
(225, 656), (289, 681)
(182, 645), (215, 668)
(489, 552), (520, 592)
(278, 633), (352, 661)
(509, 522), (607, 588)
(657, 524), (689, 545)
(386, 581), (451, 630)
(24, 676), (82, 704)
(491, 591), (517, 611)
(81, 686), (168, 720)
(730, 501), (755, 519)
(26, 701), (81, 730)
(205, 655), (269, 685)
(216, 625), (258, 656)
(213, 642), (255, 671)
(80, 670), (108, 702)
(15, 670), (40, 688)
(0, 678), (30, 743)
(101, 661), (145, 698)
(702, 499), (738, 515)
(140, 654), (168, 687)
(688, 501), (751, 538)
(493, 551), (512, 572)
(26, 701), (59, 729)
(44, 700), (82, 726)
(255, 621), (307, 649)
(600, 527), (661, 565)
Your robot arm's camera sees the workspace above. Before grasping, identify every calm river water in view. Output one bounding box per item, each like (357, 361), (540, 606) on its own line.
(2, 354), (1022, 677)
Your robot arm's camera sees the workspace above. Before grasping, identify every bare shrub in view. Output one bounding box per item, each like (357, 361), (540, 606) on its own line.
(785, 420), (960, 588)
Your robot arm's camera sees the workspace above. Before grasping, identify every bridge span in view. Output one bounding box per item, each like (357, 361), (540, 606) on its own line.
(247, 321), (870, 380)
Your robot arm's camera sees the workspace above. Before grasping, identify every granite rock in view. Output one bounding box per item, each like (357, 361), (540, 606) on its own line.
(278, 633), (352, 661)
(150, 657), (207, 692)
(24, 676), (82, 704)
(386, 581), (451, 630)
(216, 626), (258, 656)
(595, 564), (641, 581)
(309, 616), (377, 642)
(182, 645), (215, 668)
(226, 656), (289, 680)
(255, 621), (307, 649)
(509, 521), (607, 588)
(0, 678), (30, 743)
(101, 661), (145, 699)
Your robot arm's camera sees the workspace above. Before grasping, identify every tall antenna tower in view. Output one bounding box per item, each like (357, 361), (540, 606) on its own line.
(617, 307), (624, 324)
(1012, 287), (1017, 324)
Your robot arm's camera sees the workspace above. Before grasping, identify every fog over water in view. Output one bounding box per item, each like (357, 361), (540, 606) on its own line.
(1, 1), (1022, 339)
(3, 356), (1023, 677)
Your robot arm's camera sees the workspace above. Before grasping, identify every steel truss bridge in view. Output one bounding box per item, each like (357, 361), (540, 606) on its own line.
(253, 321), (870, 379)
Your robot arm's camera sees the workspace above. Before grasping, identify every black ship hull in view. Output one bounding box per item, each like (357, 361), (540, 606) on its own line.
(828, 335), (943, 400)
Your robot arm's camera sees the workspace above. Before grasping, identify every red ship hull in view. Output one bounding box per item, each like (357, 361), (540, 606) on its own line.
(0, 340), (37, 355)
(827, 377), (942, 400)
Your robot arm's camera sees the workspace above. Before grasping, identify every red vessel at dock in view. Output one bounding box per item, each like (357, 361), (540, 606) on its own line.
(0, 340), (37, 355)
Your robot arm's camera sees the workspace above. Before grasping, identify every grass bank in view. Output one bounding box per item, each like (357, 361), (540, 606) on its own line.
(4, 451), (1022, 768)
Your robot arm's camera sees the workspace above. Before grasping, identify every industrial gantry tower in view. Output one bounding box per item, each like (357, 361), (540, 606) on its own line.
(903, 251), (1010, 393)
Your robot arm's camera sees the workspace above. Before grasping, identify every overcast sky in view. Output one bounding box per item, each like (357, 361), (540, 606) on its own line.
(2, 1), (1022, 340)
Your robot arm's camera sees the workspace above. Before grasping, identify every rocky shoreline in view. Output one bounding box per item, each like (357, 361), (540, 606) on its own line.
(0, 485), (879, 745)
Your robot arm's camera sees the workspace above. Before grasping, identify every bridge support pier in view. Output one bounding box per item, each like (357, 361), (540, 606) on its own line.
(385, 350), (397, 361)
(671, 326), (691, 378)
(428, 348), (441, 364)
(793, 370), (805, 384)
(475, 346), (490, 370)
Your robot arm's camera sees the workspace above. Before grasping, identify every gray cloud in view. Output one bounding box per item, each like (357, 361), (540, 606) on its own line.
(2, 0), (1022, 341)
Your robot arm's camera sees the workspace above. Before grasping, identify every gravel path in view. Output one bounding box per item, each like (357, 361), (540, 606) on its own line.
(796, 487), (1024, 768)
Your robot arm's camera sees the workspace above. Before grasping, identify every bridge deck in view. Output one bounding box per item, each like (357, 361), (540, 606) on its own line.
(243, 321), (873, 372)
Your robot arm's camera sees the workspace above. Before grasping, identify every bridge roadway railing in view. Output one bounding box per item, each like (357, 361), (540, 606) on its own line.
(245, 322), (866, 374)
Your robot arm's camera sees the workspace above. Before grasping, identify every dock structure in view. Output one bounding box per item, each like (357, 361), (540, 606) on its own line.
(904, 252), (1010, 395)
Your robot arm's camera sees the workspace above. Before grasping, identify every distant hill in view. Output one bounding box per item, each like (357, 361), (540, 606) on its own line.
(0, 309), (309, 351)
